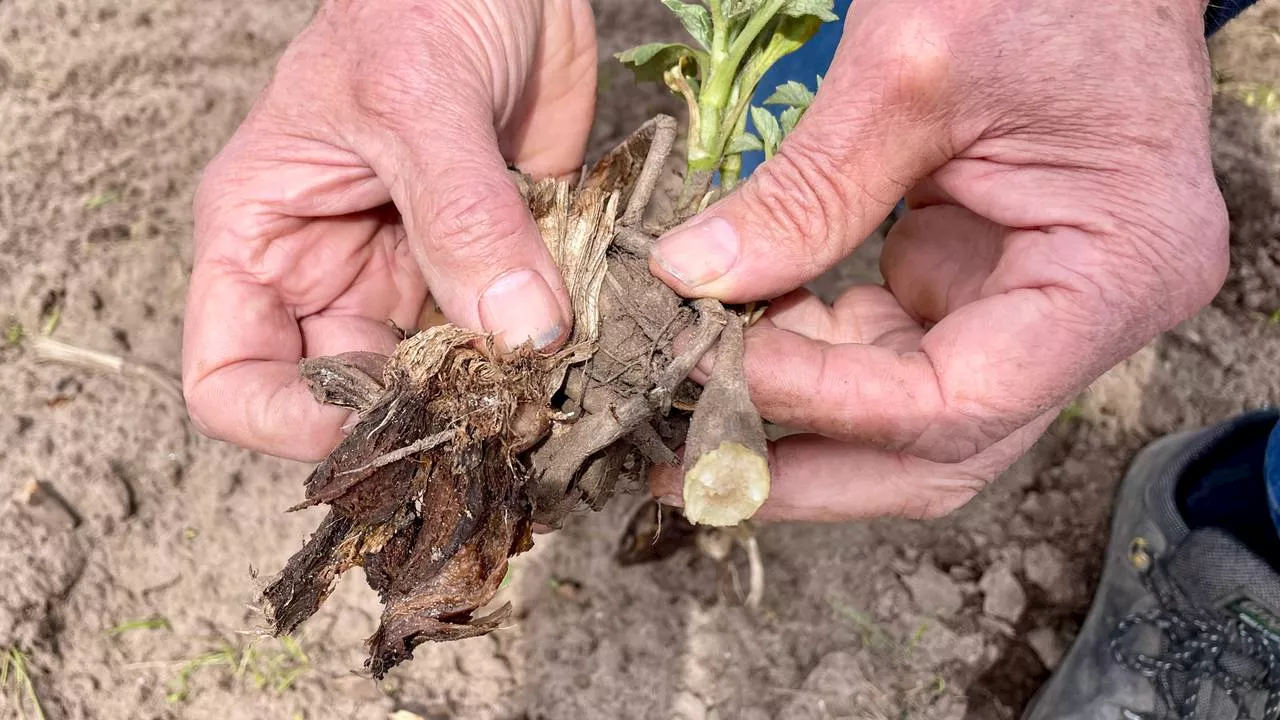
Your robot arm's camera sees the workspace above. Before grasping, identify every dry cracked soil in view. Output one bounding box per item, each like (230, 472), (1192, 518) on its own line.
(1, 0), (1278, 718)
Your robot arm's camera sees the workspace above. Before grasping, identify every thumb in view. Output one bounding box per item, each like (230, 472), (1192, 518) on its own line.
(361, 92), (573, 353)
(648, 27), (954, 302)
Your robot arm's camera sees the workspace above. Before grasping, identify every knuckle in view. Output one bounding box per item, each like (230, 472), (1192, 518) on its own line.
(340, 2), (503, 134)
(1108, 180), (1231, 327)
(423, 178), (529, 261)
(1178, 188), (1231, 313)
(858, 8), (957, 116)
(182, 382), (225, 442)
(350, 57), (438, 131)
(746, 143), (850, 275)
(889, 466), (985, 521)
(346, 7), (466, 129)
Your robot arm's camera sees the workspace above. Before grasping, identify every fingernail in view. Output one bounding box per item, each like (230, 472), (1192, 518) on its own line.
(478, 269), (566, 352)
(652, 216), (739, 288)
(657, 494), (683, 508)
(340, 412), (360, 435)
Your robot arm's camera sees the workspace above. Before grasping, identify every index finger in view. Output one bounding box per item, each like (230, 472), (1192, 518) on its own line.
(743, 228), (1136, 464)
(181, 263), (399, 461)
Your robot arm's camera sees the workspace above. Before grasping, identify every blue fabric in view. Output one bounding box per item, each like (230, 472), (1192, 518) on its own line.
(1206, 0), (1259, 35)
(1266, 416), (1280, 533)
(1178, 411), (1280, 562)
(737, 0), (1257, 178)
(739, 0), (851, 176)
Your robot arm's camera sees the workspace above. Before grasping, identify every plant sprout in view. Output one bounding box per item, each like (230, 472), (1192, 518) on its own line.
(617, 0), (835, 207)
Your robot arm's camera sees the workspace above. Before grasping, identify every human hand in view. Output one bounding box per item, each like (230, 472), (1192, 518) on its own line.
(183, 0), (596, 461)
(649, 0), (1228, 520)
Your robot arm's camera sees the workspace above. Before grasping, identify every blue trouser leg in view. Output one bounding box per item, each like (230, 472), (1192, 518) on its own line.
(1266, 417), (1280, 533)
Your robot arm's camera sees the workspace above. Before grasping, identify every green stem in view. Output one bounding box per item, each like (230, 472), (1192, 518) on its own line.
(719, 89), (751, 190)
(690, 0), (783, 172)
(725, 0), (785, 72)
(708, 0), (727, 56)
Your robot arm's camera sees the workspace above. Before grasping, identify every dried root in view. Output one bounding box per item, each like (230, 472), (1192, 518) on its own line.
(259, 115), (772, 676)
(28, 335), (183, 403)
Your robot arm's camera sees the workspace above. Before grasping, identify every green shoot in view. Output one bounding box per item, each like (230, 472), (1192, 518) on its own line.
(1214, 68), (1280, 114)
(1, 647), (47, 720)
(828, 598), (894, 651)
(616, 0), (837, 211)
(1269, 308), (1280, 325)
(904, 619), (930, 655)
(107, 616), (172, 637)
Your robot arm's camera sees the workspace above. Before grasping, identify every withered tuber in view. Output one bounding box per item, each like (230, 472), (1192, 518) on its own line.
(258, 114), (772, 677)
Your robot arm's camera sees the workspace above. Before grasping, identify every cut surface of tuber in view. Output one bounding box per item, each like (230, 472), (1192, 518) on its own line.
(679, 310), (771, 526)
(683, 441), (770, 526)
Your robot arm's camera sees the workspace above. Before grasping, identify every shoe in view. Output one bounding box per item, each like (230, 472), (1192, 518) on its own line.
(1022, 409), (1280, 720)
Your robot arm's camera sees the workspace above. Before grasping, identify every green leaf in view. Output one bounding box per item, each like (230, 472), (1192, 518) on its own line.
(758, 14), (824, 68)
(780, 0), (838, 22)
(764, 79), (814, 108)
(780, 105), (804, 136)
(615, 42), (699, 83)
(662, 0), (713, 50)
(727, 132), (764, 153)
(750, 106), (782, 157)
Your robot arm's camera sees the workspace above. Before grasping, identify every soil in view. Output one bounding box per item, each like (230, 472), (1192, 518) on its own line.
(1, 1), (1277, 719)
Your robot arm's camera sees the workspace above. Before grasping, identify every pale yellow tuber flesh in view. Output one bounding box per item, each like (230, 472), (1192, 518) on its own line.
(680, 312), (771, 526)
(683, 441), (771, 526)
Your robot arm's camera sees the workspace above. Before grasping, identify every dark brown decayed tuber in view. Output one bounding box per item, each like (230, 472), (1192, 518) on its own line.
(258, 115), (772, 677)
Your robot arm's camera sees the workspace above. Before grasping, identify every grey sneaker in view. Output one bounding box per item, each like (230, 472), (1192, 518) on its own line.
(1022, 410), (1280, 720)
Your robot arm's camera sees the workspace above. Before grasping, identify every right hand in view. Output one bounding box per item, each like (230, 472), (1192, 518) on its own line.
(647, 0), (1228, 521)
(183, 0), (597, 461)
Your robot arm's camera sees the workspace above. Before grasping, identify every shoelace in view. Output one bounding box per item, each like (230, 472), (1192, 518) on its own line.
(1109, 561), (1280, 719)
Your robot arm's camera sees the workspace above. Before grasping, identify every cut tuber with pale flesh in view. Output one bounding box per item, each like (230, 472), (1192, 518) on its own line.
(680, 312), (771, 526)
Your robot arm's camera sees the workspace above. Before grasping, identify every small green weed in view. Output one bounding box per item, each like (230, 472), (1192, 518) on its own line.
(84, 191), (119, 210)
(1, 647), (47, 720)
(166, 635), (311, 704)
(4, 321), (24, 347)
(1057, 398), (1085, 424)
(828, 598), (894, 651)
(107, 616), (171, 637)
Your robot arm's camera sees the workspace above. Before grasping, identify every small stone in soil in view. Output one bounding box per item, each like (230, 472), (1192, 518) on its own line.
(1026, 626), (1065, 670)
(901, 560), (965, 618)
(671, 691), (707, 720)
(979, 562), (1027, 623)
(1023, 542), (1077, 604)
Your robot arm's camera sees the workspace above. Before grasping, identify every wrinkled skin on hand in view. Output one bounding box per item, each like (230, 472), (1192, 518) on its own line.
(649, 0), (1229, 520)
(182, 0), (596, 461)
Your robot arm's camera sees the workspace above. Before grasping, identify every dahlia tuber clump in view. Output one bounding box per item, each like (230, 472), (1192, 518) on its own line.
(258, 0), (837, 677)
